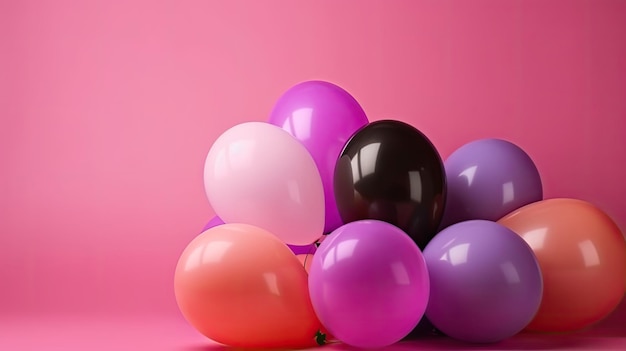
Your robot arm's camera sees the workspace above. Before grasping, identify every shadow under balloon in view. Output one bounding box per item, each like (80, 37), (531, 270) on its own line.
(182, 334), (605, 351)
(183, 301), (626, 351)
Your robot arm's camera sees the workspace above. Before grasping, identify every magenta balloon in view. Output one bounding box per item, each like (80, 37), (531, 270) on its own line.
(423, 220), (543, 343)
(440, 139), (542, 229)
(268, 81), (369, 233)
(308, 220), (430, 348)
(201, 216), (224, 232)
(289, 243), (317, 256)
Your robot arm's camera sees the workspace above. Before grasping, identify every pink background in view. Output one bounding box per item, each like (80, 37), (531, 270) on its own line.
(1, 0), (625, 349)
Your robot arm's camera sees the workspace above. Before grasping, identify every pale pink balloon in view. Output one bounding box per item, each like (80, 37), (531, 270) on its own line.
(204, 122), (325, 245)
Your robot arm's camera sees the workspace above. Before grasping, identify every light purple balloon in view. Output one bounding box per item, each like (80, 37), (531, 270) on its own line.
(440, 138), (542, 229)
(201, 216), (317, 255)
(308, 220), (430, 348)
(424, 220), (543, 343)
(268, 81), (369, 234)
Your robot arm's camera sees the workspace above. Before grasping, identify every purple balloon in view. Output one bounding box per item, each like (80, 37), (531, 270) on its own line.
(201, 216), (224, 232)
(440, 138), (542, 229)
(308, 220), (430, 348)
(424, 220), (543, 343)
(268, 81), (369, 234)
(288, 243), (317, 255)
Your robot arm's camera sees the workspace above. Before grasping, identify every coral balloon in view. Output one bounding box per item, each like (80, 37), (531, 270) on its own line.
(424, 220), (543, 343)
(498, 198), (626, 332)
(296, 253), (314, 273)
(174, 223), (322, 348)
(269, 80), (369, 233)
(333, 120), (446, 249)
(440, 139), (542, 229)
(308, 220), (430, 348)
(204, 122), (324, 245)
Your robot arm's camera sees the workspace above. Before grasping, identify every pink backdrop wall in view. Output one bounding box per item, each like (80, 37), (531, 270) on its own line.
(2, 0), (625, 319)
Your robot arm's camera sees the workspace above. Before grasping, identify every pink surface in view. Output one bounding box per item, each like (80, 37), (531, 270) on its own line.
(1, 301), (626, 350)
(1, 0), (625, 349)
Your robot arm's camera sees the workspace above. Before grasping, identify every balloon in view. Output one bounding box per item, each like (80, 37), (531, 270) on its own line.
(440, 138), (542, 229)
(289, 243), (317, 256)
(403, 317), (444, 340)
(174, 223), (322, 348)
(201, 216), (224, 232)
(296, 253), (314, 273)
(308, 220), (430, 348)
(498, 198), (626, 332)
(424, 220), (543, 343)
(268, 80), (369, 233)
(204, 122), (325, 245)
(333, 120), (446, 249)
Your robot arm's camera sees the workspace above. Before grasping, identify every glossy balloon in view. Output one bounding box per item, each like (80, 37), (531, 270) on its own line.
(308, 220), (430, 348)
(498, 198), (626, 332)
(268, 80), (369, 233)
(333, 120), (446, 249)
(204, 122), (325, 245)
(403, 317), (444, 340)
(424, 220), (543, 343)
(296, 253), (314, 273)
(201, 216), (224, 232)
(174, 223), (322, 348)
(440, 138), (542, 229)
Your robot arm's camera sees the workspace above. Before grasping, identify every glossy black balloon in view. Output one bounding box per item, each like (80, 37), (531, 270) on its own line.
(333, 120), (446, 249)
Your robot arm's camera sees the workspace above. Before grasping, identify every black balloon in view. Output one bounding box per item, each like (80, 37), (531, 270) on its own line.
(333, 120), (446, 249)
(403, 316), (445, 340)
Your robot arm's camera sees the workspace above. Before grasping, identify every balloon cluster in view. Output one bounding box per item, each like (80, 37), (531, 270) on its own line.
(174, 80), (626, 349)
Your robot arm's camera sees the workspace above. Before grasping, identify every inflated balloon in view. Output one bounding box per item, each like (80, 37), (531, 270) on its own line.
(204, 122), (324, 246)
(403, 317), (444, 340)
(268, 80), (369, 233)
(333, 120), (446, 249)
(424, 220), (543, 343)
(308, 220), (430, 348)
(290, 243), (317, 256)
(498, 198), (626, 332)
(296, 253), (314, 273)
(440, 138), (542, 229)
(174, 223), (322, 348)
(201, 216), (224, 232)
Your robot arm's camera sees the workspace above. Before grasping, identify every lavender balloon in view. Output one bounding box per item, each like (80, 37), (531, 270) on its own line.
(268, 81), (369, 233)
(440, 139), (542, 229)
(424, 220), (543, 343)
(308, 220), (430, 348)
(201, 216), (317, 255)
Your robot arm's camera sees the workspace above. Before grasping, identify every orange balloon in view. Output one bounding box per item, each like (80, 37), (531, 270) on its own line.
(296, 253), (313, 273)
(498, 198), (626, 332)
(174, 223), (322, 348)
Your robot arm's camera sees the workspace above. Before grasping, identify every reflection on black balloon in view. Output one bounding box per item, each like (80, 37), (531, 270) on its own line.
(333, 120), (446, 249)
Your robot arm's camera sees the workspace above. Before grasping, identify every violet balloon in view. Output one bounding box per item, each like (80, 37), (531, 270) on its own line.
(440, 139), (542, 229)
(268, 81), (369, 233)
(308, 220), (430, 348)
(424, 220), (543, 343)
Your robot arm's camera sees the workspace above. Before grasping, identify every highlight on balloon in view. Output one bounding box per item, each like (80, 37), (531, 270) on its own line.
(175, 80), (626, 349)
